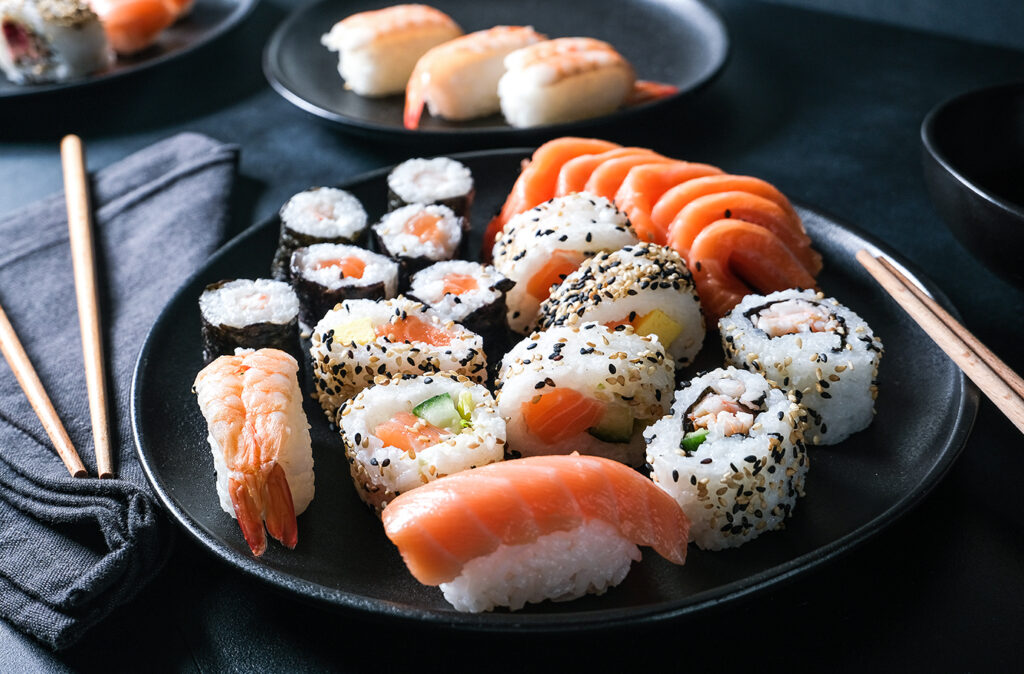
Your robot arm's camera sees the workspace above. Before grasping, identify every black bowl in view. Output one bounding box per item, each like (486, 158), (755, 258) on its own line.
(921, 81), (1024, 287)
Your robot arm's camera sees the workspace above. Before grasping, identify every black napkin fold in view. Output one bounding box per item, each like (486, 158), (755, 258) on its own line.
(0, 132), (238, 650)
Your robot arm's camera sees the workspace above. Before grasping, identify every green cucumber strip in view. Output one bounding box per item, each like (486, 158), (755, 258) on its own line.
(412, 393), (461, 432)
(680, 428), (709, 452)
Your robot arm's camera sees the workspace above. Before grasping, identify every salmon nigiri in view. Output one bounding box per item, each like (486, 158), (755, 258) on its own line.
(382, 454), (689, 612)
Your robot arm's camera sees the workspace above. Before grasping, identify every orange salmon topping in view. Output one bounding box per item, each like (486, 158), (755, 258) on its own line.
(442, 273), (478, 295)
(374, 411), (451, 454)
(526, 249), (583, 300)
(404, 212), (443, 242)
(521, 388), (605, 445)
(376, 315), (452, 347)
(314, 256), (366, 279)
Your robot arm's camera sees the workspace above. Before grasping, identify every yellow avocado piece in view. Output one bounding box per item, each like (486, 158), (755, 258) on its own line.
(334, 317), (375, 345)
(633, 309), (682, 347)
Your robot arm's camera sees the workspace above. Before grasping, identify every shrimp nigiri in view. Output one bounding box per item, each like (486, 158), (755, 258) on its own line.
(194, 348), (315, 556)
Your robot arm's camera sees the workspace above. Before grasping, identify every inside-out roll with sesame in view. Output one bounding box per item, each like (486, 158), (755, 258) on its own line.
(372, 203), (465, 286)
(309, 297), (487, 423)
(496, 323), (674, 466)
(338, 373), (505, 515)
(538, 243), (705, 368)
(491, 192), (639, 334)
(644, 366), (809, 550)
(199, 279), (300, 364)
(387, 156), (475, 220)
(719, 288), (883, 445)
(289, 243), (399, 334)
(271, 187), (369, 280)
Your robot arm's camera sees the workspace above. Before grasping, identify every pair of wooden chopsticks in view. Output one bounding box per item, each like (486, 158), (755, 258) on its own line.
(0, 135), (113, 479)
(857, 250), (1024, 434)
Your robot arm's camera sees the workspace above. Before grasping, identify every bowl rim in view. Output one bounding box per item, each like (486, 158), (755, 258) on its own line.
(920, 80), (1024, 221)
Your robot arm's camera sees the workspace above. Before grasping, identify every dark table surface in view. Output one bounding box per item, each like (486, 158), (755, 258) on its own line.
(2, 0), (1023, 670)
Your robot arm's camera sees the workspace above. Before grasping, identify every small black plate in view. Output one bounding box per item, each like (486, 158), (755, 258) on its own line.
(132, 149), (977, 630)
(263, 0), (729, 141)
(0, 0), (256, 98)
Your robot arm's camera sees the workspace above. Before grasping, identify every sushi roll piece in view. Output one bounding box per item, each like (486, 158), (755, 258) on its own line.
(538, 243), (706, 368)
(289, 243), (399, 335)
(497, 37), (636, 128)
(382, 454), (689, 612)
(199, 278), (300, 364)
(491, 192), (638, 334)
(271, 187), (369, 281)
(719, 288), (883, 445)
(644, 366), (808, 550)
(403, 25), (546, 129)
(194, 348), (315, 557)
(309, 297), (487, 423)
(386, 156), (475, 220)
(496, 323), (674, 467)
(338, 373), (505, 515)
(371, 202), (464, 287)
(320, 3), (462, 97)
(0, 0), (113, 84)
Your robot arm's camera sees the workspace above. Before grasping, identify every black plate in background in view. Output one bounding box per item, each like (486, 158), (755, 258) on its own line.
(263, 0), (729, 141)
(0, 0), (256, 98)
(132, 149), (977, 630)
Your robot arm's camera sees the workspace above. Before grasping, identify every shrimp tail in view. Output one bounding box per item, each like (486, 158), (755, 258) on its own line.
(263, 463), (298, 549)
(229, 474), (268, 556)
(404, 75), (427, 130)
(627, 80), (679, 106)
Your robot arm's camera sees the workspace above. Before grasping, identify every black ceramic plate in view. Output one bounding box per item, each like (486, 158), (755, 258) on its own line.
(263, 0), (729, 140)
(133, 149), (977, 630)
(0, 0), (256, 98)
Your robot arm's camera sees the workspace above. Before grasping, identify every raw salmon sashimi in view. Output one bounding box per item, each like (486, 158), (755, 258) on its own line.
(382, 454), (690, 588)
(651, 174), (802, 236)
(688, 219), (818, 320)
(582, 154), (674, 201)
(554, 147), (661, 197)
(482, 137), (620, 259)
(614, 161), (724, 244)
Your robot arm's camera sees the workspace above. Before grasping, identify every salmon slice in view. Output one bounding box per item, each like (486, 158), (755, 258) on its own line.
(688, 219), (818, 320)
(666, 191), (822, 275)
(404, 212), (444, 242)
(376, 315), (452, 346)
(651, 174), (801, 234)
(525, 249), (584, 300)
(483, 138), (620, 260)
(520, 387), (605, 444)
(614, 162), (723, 244)
(583, 154), (673, 201)
(554, 148), (661, 198)
(314, 256), (366, 279)
(374, 411), (452, 454)
(442, 273), (478, 295)
(382, 454), (690, 585)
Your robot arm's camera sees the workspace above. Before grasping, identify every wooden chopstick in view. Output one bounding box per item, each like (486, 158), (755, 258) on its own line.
(0, 301), (88, 478)
(61, 135), (114, 479)
(856, 249), (1024, 434)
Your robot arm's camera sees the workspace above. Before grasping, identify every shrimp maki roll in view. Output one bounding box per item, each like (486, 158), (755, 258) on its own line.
(199, 278), (300, 364)
(289, 243), (399, 335)
(644, 367), (808, 550)
(310, 297), (487, 423)
(386, 156), (475, 220)
(492, 193), (638, 334)
(338, 373), (505, 515)
(496, 323), (674, 467)
(372, 203), (464, 287)
(539, 243), (706, 368)
(194, 348), (315, 557)
(719, 289), (883, 445)
(0, 0), (113, 84)
(271, 187), (368, 281)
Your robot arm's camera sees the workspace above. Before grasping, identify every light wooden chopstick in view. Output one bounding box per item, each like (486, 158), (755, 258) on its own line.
(0, 301), (88, 477)
(856, 249), (1024, 434)
(61, 135), (114, 479)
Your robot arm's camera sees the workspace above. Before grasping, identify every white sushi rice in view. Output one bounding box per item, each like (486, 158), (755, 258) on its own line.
(492, 193), (639, 334)
(280, 187), (367, 241)
(497, 323), (674, 466)
(339, 373), (505, 515)
(719, 289), (883, 445)
(0, 0), (112, 84)
(374, 203), (463, 261)
(387, 157), (473, 205)
(291, 243), (399, 295)
(199, 279), (298, 329)
(644, 367), (808, 550)
(441, 519), (639, 612)
(408, 260), (508, 324)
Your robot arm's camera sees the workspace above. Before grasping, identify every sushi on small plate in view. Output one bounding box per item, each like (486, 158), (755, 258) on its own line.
(0, 0), (113, 84)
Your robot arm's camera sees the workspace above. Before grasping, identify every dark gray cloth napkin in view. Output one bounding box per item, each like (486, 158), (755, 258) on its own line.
(0, 132), (238, 649)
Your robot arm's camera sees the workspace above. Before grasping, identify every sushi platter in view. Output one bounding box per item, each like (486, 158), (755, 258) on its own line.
(132, 148), (976, 627)
(262, 0), (729, 139)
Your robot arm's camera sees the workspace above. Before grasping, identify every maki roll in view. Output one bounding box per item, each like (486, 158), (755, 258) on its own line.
(386, 156), (475, 220)
(289, 243), (399, 335)
(644, 366), (809, 550)
(719, 289), (883, 445)
(539, 243), (706, 368)
(199, 279), (300, 364)
(271, 187), (368, 281)
(309, 297), (487, 423)
(496, 323), (674, 467)
(491, 192), (639, 334)
(0, 0), (113, 84)
(338, 373), (505, 515)
(372, 203), (464, 287)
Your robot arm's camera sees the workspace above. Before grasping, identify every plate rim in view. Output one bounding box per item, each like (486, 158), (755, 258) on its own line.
(132, 147), (979, 630)
(261, 0), (731, 139)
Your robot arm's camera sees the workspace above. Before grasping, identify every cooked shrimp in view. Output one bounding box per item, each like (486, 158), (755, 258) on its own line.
(690, 393), (756, 437)
(751, 298), (839, 337)
(88, 0), (177, 55)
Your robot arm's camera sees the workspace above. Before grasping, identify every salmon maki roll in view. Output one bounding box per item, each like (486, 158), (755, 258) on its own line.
(371, 203), (464, 287)
(382, 454), (689, 612)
